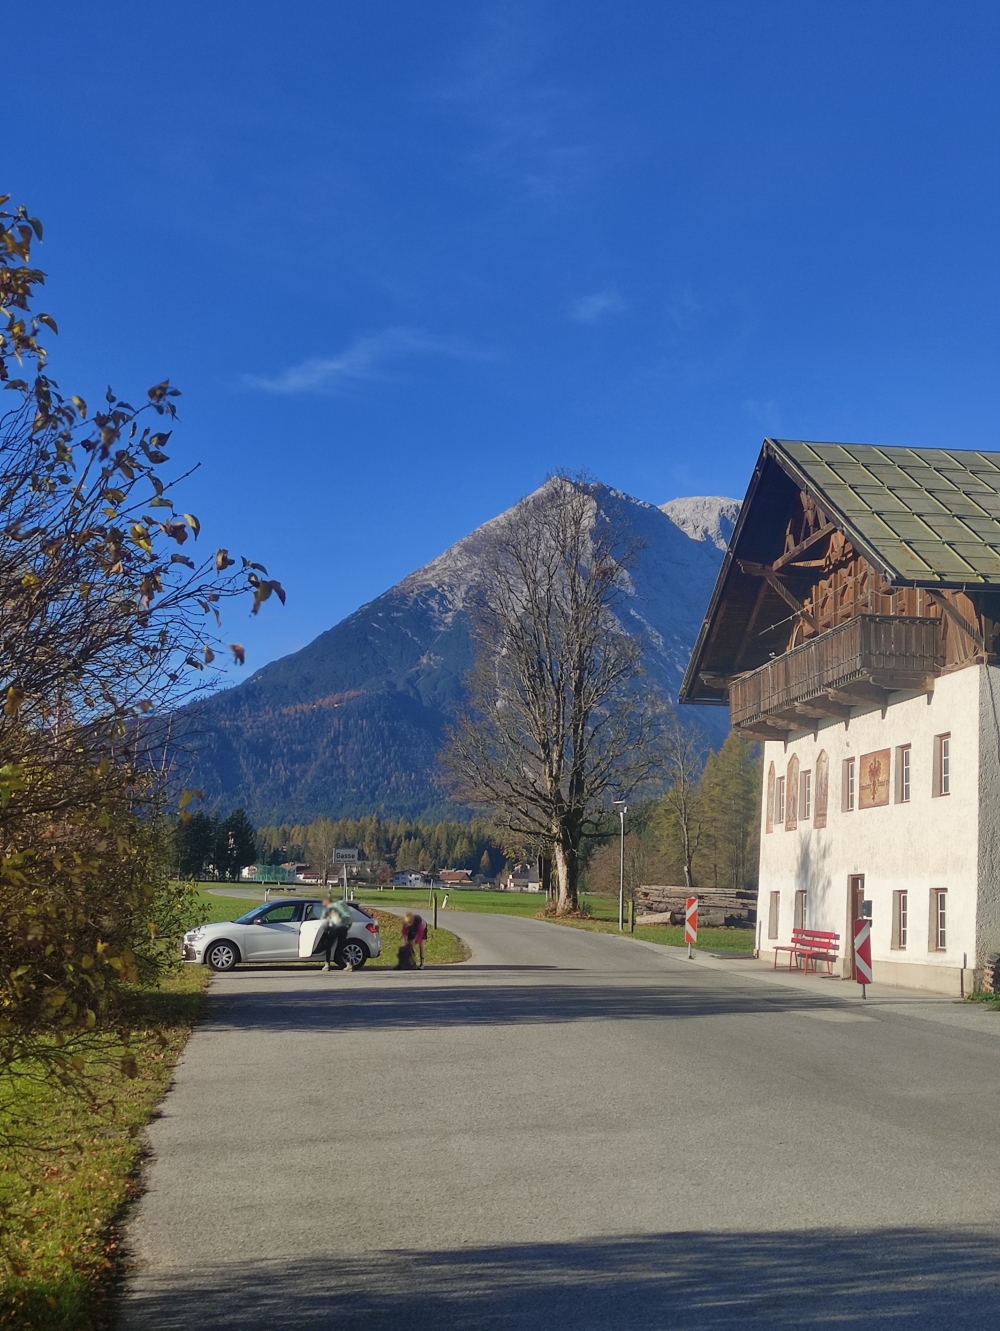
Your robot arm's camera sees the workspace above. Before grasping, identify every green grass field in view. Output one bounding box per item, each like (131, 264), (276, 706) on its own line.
(355, 886), (561, 915)
(539, 916), (756, 953)
(350, 886), (756, 953)
(0, 967), (211, 1330)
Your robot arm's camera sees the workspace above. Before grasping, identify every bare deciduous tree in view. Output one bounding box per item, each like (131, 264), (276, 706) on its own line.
(306, 818), (339, 884)
(442, 476), (663, 913)
(656, 712), (709, 889)
(585, 829), (654, 905)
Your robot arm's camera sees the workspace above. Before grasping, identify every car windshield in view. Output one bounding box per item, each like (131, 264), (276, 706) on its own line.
(234, 905), (268, 924)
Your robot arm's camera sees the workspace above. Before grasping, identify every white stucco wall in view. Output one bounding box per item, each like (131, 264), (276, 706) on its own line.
(977, 665), (1000, 973)
(755, 667), (981, 994)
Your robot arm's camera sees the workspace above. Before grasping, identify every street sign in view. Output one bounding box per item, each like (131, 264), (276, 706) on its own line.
(685, 897), (698, 957)
(853, 917), (873, 996)
(334, 848), (358, 864)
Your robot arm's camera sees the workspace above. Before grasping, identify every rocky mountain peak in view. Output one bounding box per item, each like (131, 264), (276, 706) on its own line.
(659, 496), (740, 551)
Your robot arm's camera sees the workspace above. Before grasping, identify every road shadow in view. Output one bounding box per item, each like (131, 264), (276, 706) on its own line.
(122, 1226), (1000, 1329)
(202, 979), (873, 1033)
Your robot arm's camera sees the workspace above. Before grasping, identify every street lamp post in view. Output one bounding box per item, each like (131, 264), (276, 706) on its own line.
(612, 800), (628, 931)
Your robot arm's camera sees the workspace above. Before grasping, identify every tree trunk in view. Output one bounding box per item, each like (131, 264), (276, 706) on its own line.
(680, 815), (694, 889)
(553, 842), (578, 914)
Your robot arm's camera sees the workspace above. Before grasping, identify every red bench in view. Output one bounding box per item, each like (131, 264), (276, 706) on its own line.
(773, 927), (840, 975)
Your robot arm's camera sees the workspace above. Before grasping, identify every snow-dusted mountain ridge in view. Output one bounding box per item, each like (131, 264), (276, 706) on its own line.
(183, 483), (739, 823)
(660, 496), (741, 550)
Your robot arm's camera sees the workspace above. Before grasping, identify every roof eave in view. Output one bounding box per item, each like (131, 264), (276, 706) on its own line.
(678, 443), (770, 704)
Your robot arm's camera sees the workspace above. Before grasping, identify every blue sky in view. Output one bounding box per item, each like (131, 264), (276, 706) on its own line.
(6, 1), (999, 676)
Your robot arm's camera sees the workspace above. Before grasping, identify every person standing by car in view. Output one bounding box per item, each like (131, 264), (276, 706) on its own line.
(320, 896), (354, 972)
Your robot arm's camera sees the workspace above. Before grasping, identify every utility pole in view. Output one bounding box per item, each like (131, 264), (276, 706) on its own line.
(612, 800), (628, 931)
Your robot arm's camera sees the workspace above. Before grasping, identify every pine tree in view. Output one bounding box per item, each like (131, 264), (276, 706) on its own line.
(174, 811), (216, 880)
(216, 808), (257, 882)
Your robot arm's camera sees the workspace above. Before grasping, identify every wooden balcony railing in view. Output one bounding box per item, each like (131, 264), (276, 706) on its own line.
(729, 615), (943, 732)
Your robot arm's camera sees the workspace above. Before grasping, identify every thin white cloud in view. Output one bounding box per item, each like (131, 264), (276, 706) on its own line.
(435, 8), (592, 200)
(245, 327), (484, 394)
(570, 285), (625, 325)
(743, 398), (782, 434)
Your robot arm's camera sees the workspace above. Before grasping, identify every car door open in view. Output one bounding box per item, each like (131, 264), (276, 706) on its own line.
(298, 902), (326, 959)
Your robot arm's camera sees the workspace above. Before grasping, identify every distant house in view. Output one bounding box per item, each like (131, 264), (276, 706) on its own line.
(501, 862), (541, 892)
(439, 869), (473, 885)
(392, 871), (427, 886)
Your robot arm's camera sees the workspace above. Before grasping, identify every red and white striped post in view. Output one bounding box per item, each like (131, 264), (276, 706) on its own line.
(685, 897), (698, 959)
(853, 918), (873, 998)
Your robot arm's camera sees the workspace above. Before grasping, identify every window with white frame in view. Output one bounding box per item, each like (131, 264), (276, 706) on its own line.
(794, 889), (807, 930)
(931, 888), (947, 951)
(842, 757), (856, 812)
(933, 734), (950, 797)
(768, 891), (780, 940)
(895, 745), (911, 803)
(775, 776), (786, 826)
(801, 770), (812, 820)
(891, 890), (908, 950)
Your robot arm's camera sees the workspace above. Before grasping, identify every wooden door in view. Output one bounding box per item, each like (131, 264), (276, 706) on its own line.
(848, 875), (865, 978)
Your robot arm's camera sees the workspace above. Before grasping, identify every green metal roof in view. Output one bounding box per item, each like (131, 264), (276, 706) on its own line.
(771, 440), (1000, 585)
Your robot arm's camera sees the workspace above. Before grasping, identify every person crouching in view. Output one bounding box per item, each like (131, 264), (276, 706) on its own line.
(398, 911), (427, 970)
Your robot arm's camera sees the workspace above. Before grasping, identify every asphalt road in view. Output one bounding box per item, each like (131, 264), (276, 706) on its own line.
(121, 912), (1000, 1329)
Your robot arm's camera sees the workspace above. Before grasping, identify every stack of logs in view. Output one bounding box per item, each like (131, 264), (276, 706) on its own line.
(980, 954), (1000, 994)
(636, 886), (757, 928)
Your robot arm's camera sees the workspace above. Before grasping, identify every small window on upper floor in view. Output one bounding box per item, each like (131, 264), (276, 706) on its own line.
(842, 757), (856, 812)
(775, 776), (786, 826)
(895, 745), (911, 803)
(801, 770), (812, 821)
(933, 734), (951, 797)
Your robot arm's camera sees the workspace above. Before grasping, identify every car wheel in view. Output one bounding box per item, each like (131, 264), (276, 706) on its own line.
(206, 940), (239, 972)
(338, 940), (368, 970)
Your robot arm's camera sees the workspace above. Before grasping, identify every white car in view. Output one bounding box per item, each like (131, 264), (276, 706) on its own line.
(181, 898), (381, 971)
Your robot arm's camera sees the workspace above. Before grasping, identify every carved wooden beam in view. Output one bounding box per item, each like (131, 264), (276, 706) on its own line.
(698, 672), (731, 690)
(733, 724), (786, 742)
(927, 590), (987, 653)
(866, 671), (937, 694)
(731, 577), (770, 672)
(737, 561), (818, 632)
(733, 715), (796, 735)
(772, 521), (837, 571)
(793, 700), (852, 720)
(826, 684), (889, 708)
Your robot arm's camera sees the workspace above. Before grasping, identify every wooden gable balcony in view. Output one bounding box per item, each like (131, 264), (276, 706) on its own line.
(729, 615), (943, 735)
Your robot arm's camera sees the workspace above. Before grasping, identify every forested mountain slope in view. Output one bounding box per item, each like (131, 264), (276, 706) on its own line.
(180, 484), (737, 823)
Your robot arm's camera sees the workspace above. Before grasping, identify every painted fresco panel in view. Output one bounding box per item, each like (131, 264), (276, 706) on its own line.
(785, 755), (799, 830)
(813, 750), (829, 828)
(859, 748), (891, 809)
